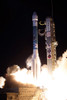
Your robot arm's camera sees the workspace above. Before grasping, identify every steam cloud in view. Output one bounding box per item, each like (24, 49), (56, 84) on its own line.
(26, 54), (33, 68)
(0, 50), (67, 100)
(0, 77), (6, 88)
(7, 65), (20, 75)
(45, 50), (67, 100)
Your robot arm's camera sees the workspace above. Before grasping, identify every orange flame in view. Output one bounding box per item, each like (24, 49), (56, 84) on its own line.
(9, 50), (67, 100)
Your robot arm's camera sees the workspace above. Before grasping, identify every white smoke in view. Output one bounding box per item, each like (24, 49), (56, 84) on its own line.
(26, 54), (33, 68)
(41, 64), (48, 70)
(26, 54), (41, 70)
(54, 50), (67, 73)
(45, 50), (67, 100)
(0, 49), (67, 100)
(7, 65), (20, 75)
(0, 77), (6, 88)
(6, 65), (34, 84)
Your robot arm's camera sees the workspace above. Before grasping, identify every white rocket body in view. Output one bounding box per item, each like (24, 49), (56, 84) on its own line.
(32, 12), (40, 80)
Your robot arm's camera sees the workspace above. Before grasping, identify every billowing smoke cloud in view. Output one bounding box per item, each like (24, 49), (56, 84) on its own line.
(0, 77), (6, 88)
(0, 50), (67, 100)
(45, 50), (67, 100)
(7, 65), (20, 75)
(26, 54), (33, 69)
(26, 54), (41, 70)
(6, 65), (34, 85)
(56, 50), (67, 69)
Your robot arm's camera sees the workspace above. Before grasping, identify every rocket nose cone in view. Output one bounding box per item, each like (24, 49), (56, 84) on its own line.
(33, 12), (37, 16)
(32, 12), (38, 21)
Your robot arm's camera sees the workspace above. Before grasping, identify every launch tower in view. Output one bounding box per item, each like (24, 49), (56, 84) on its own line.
(45, 18), (58, 71)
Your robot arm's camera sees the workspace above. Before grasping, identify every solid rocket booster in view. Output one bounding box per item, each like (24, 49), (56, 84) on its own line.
(32, 12), (40, 80)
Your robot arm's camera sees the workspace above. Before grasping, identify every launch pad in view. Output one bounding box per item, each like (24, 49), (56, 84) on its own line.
(7, 85), (45, 100)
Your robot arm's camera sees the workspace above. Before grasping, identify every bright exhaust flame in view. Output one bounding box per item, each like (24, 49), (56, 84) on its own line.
(6, 50), (67, 100)
(45, 50), (67, 100)
(0, 77), (6, 88)
(10, 68), (35, 85)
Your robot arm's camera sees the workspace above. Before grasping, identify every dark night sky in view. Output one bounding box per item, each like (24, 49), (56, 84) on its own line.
(0, 0), (67, 76)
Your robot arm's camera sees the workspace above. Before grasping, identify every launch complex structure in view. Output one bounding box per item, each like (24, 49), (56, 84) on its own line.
(6, 12), (58, 100)
(32, 12), (58, 80)
(45, 17), (58, 71)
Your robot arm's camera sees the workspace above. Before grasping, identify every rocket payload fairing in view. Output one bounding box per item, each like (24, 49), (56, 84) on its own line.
(32, 12), (40, 80)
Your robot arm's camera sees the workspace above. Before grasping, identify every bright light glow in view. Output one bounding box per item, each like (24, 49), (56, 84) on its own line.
(7, 50), (67, 100)
(11, 68), (37, 85)
(0, 77), (6, 88)
(45, 50), (67, 100)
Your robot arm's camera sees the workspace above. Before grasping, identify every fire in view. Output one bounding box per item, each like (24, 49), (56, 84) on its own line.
(3, 50), (67, 100)
(11, 68), (35, 85)
(45, 50), (67, 100)
(45, 68), (67, 100)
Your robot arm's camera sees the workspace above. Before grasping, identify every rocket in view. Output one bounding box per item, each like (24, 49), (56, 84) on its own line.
(32, 12), (40, 80)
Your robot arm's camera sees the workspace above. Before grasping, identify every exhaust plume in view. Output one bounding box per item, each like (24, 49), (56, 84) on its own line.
(0, 50), (67, 100)
(7, 65), (20, 75)
(8, 50), (67, 100)
(45, 50), (67, 100)
(26, 55), (33, 69)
